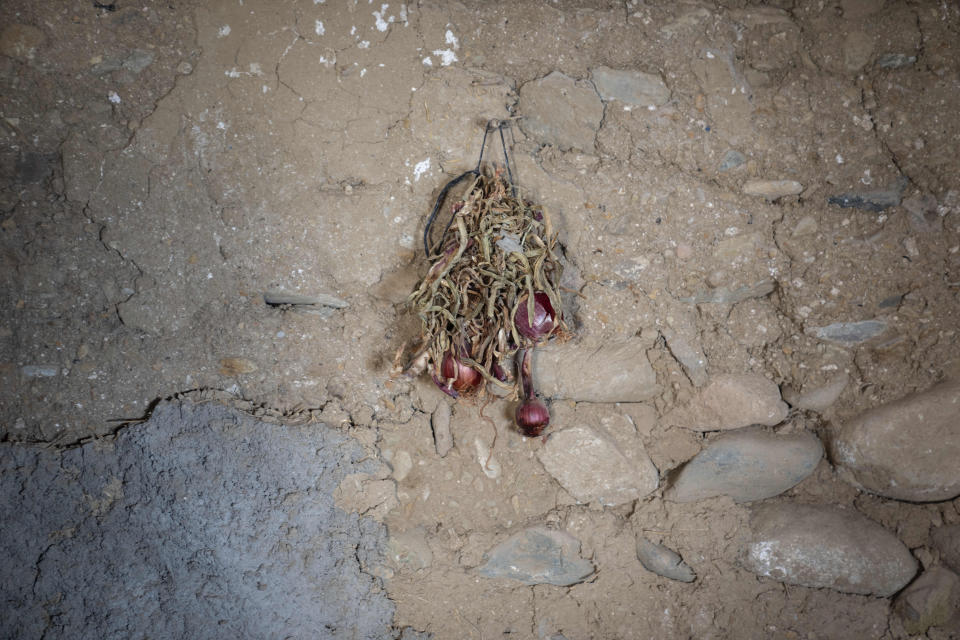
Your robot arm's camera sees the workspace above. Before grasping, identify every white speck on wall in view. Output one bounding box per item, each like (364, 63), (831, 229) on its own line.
(373, 4), (392, 32)
(249, 62), (261, 75)
(358, 40), (370, 49)
(314, 0), (325, 3)
(360, 68), (367, 77)
(706, 50), (715, 59)
(225, 68), (241, 78)
(350, 25), (357, 35)
(107, 91), (121, 104)
(262, 85), (270, 93)
(217, 121), (226, 130)
(218, 25), (231, 37)
(432, 48), (457, 66)
(835, 153), (844, 164)
(413, 157), (431, 182)
(422, 57), (432, 66)
(315, 20), (325, 35)
(445, 29), (459, 48)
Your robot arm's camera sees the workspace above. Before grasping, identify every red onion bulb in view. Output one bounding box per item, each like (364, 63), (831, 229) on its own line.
(515, 291), (557, 341)
(437, 351), (481, 393)
(515, 398), (550, 437)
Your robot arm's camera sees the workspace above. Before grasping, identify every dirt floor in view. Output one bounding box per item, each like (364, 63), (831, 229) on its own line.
(3, 0), (960, 638)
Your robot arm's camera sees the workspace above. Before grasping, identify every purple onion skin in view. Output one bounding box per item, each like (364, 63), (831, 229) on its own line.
(515, 292), (557, 341)
(515, 398), (550, 437)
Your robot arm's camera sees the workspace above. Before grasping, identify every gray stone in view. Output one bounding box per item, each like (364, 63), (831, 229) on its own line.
(876, 53), (917, 69)
(665, 427), (822, 503)
(636, 537), (696, 582)
(122, 49), (155, 74)
(591, 66), (670, 107)
(894, 567), (960, 635)
(20, 365), (58, 378)
(742, 503), (917, 596)
(263, 290), (349, 308)
(518, 71), (603, 152)
(718, 149), (746, 172)
(533, 340), (659, 403)
(476, 527), (595, 586)
(828, 177), (908, 212)
(843, 30), (874, 72)
(537, 424), (659, 506)
(678, 280), (775, 305)
(806, 319), (886, 345)
(742, 180), (803, 199)
(932, 525), (960, 574)
(830, 378), (960, 502)
(663, 373), (789, 432)
(0, 400), (397, 639)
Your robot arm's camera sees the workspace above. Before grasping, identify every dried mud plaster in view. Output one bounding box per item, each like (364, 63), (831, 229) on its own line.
(3, 1), (960, 639)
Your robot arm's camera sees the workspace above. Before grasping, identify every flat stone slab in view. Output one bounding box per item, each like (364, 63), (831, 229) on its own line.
(663, 373), (788, 432)
(591, 66), (670, 106)
(665, 427), (822, 503)
(476, 527), (595, 586)
(742, 503), (917, 596)
(533, 340), (660, 403)
(830, 378), (960, 501)
(518, 71), (603, 152)
(537, 424), (659, 506)
(0, 400), (397, 640)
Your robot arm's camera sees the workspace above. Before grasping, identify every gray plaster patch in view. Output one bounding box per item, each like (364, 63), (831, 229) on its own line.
(0, 400), (406, 640)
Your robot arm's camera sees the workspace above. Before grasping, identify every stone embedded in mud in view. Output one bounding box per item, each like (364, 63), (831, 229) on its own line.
(663, 373), (789, 432)
(476, 526), (595, 586)
(742, 503), (917, 596)
(782, 372), (849, 412)
(932, 525), (960, 574)
(807, 319), (887, 345)
(517, 71), (603, 152)
(827, 177), (908, 212)
(742, 179), (803, 199)
(537, 425), (658, 506)
(590, 66), (670, 107)
(636, 537), (696, 582)
(431, 401), (454, 457)
(829, 379), (960, 502)
(718, 149), (746, 172)
(533, 340), (659, 403)
(664, 427), (822, 503)
(876, 53), (917, 69)
(894, 567), (960, 635)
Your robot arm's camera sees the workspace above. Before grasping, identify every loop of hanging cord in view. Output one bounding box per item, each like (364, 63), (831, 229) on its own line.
(422, 119), (515, 257)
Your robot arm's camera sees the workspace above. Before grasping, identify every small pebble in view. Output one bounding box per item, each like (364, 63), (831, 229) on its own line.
(636, 537), (696, 582)
(742, 179), (803, 199)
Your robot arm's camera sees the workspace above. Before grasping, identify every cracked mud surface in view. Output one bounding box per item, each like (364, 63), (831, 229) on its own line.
(2, 1), (960, 638)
